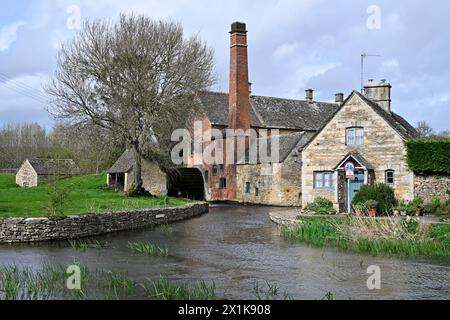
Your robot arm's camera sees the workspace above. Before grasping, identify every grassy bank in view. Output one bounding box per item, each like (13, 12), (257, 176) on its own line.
(282, 216), (450, 259)
(0, 174), (190, 218)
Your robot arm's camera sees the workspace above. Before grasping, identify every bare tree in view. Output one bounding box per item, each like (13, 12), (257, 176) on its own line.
(47, 14), (215, 194)
(416, 121), (434, 138)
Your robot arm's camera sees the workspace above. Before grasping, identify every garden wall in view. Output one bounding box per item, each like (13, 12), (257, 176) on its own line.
(0, 203), (208, 244)
(414, 174), (450, 203)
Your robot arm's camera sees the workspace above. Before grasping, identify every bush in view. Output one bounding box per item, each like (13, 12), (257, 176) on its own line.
(305, 197), (337, 214)
(401, 216), (420, 234)
(423, 197), (441, 215)
(406, 140), (450, 174)
(47, 183), (72, 217)
(352, 183), (397, 215)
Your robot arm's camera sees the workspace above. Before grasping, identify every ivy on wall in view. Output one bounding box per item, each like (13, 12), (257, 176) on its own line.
(406, 140), (450, 174)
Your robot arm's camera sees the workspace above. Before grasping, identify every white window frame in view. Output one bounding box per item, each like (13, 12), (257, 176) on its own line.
(346, 127), (364, 146)
(385, 170), (395, 186)
(314, 172), (334, 189)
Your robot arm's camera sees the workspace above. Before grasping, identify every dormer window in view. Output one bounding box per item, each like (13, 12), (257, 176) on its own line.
(346, 127), (364, 146)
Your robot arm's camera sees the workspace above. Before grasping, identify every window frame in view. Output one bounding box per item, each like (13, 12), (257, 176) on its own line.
(385, 170), (395, 186)
(212, 165), (218, 176)
(314, 171), (334, 189)
(245, 182), (251, 194)
(346, 127), (364, 146)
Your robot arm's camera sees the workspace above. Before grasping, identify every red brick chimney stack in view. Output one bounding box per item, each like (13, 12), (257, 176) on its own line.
(228, 22), (251, 131)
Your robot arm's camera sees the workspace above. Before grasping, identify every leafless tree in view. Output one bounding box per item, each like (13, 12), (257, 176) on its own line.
(416, 121), (434, 138)
(47, 14), (215, 194)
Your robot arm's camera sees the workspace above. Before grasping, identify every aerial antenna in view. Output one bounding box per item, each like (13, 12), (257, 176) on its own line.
(361, 53), (381, 93)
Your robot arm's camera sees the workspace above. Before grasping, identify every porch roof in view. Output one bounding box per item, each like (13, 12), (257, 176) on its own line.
(333, 152), (375, 171)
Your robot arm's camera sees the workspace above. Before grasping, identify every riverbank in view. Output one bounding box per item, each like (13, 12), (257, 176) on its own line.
(271, 211), (450, 260)
(0, 202), (208, 243)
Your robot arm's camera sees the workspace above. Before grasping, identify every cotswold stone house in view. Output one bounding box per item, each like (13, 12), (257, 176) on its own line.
(16, 158), (80, 187)
(183, 22), (420, 211)
(107, 149), (167, 196)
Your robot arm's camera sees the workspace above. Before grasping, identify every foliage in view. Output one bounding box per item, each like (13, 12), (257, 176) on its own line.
(406, 140), (450, 174)
(47, 182), (72, 217)
(143, 276), (216, 300)
(284, 216), (450, 259)
(304, 197), (337, 214)
(401, 216), (420, 234)
(352, 183), (397, 215)
(363, 200), (378, 210)
(0, 174), (190, 218)
(128, 242), (169, 257)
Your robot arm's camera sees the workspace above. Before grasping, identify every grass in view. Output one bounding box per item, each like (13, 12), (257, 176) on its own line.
(0, 262), (216, 300)
(0, 174), (190, 218)
(143, 276), (216, 300)
(128, 241), (169, 257)
(282, 216), (450, 259)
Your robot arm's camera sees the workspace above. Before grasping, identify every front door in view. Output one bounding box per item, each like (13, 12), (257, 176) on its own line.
(345, 171), (365, 212)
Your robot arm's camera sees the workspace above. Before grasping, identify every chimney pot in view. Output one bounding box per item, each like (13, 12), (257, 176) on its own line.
(335, 93), (344, 104)
(230, 22), (247, 34)
(305, 89), (314, 103)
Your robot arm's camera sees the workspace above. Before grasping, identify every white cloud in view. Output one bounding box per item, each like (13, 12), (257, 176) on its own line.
(0, 21), (25, 51)
(272, 41), (304, 61)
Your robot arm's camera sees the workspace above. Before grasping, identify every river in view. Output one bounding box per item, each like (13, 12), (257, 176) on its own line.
(0, 204), (449, 300)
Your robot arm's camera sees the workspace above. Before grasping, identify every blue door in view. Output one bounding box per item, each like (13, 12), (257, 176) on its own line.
(346, 171), (365, 212)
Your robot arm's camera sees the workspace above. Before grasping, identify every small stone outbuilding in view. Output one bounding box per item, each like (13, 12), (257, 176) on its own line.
(16, 159), (80, 187)
(107, 150), (168, 196)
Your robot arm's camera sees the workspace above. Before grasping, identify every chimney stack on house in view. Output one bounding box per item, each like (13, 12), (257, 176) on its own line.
(364, 79), (392, 113)
(305, 89), (314, 103)
(335, 93), (344, 104)
(228, 22), (251, 131)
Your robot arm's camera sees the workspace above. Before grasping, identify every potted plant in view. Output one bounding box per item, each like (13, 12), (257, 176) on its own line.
(364, 200), (379, 217)
(353, 204), (365, 217)
(408, 198), (424, 217)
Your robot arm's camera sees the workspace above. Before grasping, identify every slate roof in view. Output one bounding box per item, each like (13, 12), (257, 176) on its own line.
(356, 91), (419, 139)
(196, 91), (339, 131)
(108, 150), (134, 174)
(27, 159), (80, 175)
(238, 131), (316, 164)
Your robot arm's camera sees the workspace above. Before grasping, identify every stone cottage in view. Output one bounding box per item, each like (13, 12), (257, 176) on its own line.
(182, 22), (420, 211)
(16, 158), (80, 187)
(107, 149), (167, 196)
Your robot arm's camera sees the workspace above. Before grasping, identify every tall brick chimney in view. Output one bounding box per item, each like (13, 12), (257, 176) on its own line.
(228, 22), (251, 131)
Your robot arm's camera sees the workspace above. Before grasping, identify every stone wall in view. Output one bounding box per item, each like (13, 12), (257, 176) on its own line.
(414, 174), (450, 203)
(125, 159), (168, 195)
(0, 203), (208, 244)
(16, 160), (38, 187)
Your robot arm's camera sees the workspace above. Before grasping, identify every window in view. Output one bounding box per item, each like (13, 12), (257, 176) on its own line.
(219, 164), (224, 171)
(385, 170), (395, 186)
(346, 127), (364, 146)
(204, 171), (209, 184)
(255, 187), (260, 197)
(219, 178), (227, 189)
(245, 182), (251, 194)
(314, 172), (334, 189)
(212, 165), (218, 176)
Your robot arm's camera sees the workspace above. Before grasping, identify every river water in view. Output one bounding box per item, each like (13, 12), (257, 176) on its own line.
(0, 204), (449, 300)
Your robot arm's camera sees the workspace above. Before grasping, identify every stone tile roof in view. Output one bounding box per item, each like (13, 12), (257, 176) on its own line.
(196, 91), (339, 131)
(108, 150), (134, 174)
(238, 131), (315, 164)
(355, 91), (419, 139)
(27, 159), (80, 175)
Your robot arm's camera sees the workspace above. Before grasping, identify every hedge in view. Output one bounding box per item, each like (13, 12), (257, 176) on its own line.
(406, 140), (450, 174)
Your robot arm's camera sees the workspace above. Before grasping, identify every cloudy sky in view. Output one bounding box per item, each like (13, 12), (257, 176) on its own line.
(0, 0), (449, 131)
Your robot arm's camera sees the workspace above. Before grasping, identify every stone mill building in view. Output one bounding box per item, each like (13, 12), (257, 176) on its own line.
(183, 21), (420, 212)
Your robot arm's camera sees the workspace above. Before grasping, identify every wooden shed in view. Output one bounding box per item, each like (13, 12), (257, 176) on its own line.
(16, 159), (80, 187)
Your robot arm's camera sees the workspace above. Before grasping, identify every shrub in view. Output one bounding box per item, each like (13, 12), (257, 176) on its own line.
(352, 184), (397, 215)
(406, 140), (450, 174)
(364, 200), (379, 210)
(423, 197), (441, 215)
(401, 216), (420, 234)
(305, 197), (336, 214)
(47, 183), (72, 217)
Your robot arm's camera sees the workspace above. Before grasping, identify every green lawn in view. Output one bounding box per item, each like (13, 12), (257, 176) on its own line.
(0, 174), (190, 218)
